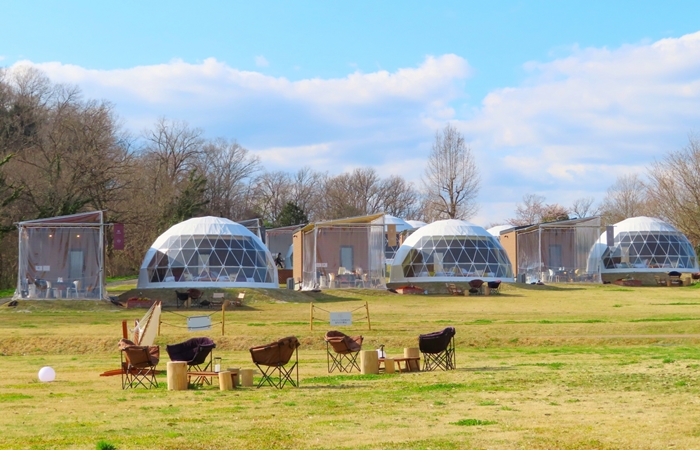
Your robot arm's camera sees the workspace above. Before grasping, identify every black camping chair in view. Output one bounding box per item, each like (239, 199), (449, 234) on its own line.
(249, 336), (300, 388)
(166, 337), (216, 385)
(175, 290), (190, 308)
(119, 338), (160, 389)
(419, 327), (456, 371)
(324, 330), (363, 373)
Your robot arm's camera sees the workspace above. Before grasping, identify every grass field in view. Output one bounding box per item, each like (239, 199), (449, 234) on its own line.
(1, 283), (700, 449)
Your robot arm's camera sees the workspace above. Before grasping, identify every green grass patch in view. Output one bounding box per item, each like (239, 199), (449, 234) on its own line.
(630, 317), (700, 322)
(0, 393), (33, 402)
(451, 419), (497, 426)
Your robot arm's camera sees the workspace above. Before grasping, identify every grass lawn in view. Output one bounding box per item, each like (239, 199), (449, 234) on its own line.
(1, 283), (700, 449)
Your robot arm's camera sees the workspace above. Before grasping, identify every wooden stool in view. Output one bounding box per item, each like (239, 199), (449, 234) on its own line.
(167, 361), (188, 390)
(360, 350), (379, 374)
(227, 368), (240, 386)
(240, 368), (254, 387)
(384, 358), (395, 374)
(218, 371), (234, 390)
(404, 348), (420, 371)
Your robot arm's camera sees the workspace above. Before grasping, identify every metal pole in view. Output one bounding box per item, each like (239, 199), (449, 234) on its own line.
(309, 302), (314, 330)
(365, 301), (371, 330)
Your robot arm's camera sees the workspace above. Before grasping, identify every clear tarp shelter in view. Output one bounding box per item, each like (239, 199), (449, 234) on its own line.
(299, 214), (386, 290)
(266, 225), (302, 269)
(389, 219), (513, 283)
(516, 217), (601, 283)
(15, 211), (106, 300)
(137, 216), (278, 289)
(384, 214), (415, 265)
(587, 216), (699, 275)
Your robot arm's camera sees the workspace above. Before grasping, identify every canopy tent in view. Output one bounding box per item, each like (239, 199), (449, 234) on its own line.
(587, 216), (699, 275)
(15, 211), (107, 300)
(389, 219), (513, 283)
(516, 217), (601, 283)
(137, 216), (278, 289)
(296, 214), (386, 290)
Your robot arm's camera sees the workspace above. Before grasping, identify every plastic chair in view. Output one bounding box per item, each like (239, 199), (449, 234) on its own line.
(324, 331), (363, 373)
(249, 336), (300, 388)
(119, 338), (160, 389)
(419, 327), (456, 371)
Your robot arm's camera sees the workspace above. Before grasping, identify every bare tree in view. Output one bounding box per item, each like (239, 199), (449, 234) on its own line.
(197, 138), (260, 219)
(289, 167), (325, 221)
(570, 197), (598, 219)
(647, 136), (700, 245)
(251, 170), (292, 225)
(142, 118), (204, 184)
(508, 194), (546, 226)
(599, 174), (649, 225)
(379, 175), (420, 219)
(422, 124), (480, 221)
(508, 194), (569, 225)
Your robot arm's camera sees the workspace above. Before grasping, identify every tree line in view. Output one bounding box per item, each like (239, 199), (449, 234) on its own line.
(1, 66), (698, 289)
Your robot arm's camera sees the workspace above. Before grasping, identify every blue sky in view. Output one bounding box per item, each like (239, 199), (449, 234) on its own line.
(3, 1), (700, 226)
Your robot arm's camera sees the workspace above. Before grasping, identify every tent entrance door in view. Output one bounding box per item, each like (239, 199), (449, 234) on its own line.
(69, 250), (84, 280)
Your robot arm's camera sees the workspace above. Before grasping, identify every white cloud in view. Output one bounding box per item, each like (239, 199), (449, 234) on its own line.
(9, 31), (700, 227)
(254, 55), (269, 67)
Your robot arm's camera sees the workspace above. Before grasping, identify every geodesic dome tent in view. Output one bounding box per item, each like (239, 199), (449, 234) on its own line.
(389, 219), (513, 283)
(587, 216), (699, 275)
(137, 216), (278, 289)
(406, 220), (427, 229)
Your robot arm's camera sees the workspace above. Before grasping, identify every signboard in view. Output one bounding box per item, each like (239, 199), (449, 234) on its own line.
(113, 223), (125, 250)
(316, 263), (328, 268)
(187, 315), (212, 332)
(330, 312), (352, 326)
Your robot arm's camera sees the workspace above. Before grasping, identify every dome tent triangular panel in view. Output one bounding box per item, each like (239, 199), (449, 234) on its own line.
(587, 216), (699, 275)
(389, 219), (513, 283)
(137, 216), (279, 289)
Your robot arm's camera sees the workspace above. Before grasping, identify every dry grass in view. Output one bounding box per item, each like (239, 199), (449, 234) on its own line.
(1, 283), (700, 449)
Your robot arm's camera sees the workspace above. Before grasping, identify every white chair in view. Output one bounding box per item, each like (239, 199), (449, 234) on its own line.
(67, 280), (81, 298)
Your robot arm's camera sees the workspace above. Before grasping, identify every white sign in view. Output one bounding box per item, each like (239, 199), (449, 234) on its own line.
(330, 312), (352, 326)
(316, 263), (328, 268)
(187, 315), (212, 332)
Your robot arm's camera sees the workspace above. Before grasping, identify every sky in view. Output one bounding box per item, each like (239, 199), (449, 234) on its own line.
(3, 1), (700, 227)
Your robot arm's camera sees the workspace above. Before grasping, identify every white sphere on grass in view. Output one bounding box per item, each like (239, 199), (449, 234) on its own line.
(38, 366), (56, 382)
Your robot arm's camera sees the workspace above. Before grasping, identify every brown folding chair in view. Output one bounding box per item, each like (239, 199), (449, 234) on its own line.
(119, 338), (160, 389)
(324, 331), (363, 373)
(249, 336), (300, 388)
(468, 279), (484, 295)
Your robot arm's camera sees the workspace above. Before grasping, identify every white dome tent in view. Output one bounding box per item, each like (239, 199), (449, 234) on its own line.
(389, 219), (513, 283)
(137, 216), (279, 289)
(406, 220), (428, 228)
(587, 216), (699, 276)
(487, 225), (514, 239)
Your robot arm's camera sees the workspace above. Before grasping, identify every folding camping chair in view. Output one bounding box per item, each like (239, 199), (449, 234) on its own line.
(175, 290), (190, 308)
(419, 326), (456, 371)
(119, 338), (160, 389)
(166, 337), (217, 385)
(249, 336), (300, 388)
(446, 283), (464, 295)
(324, 330), (363, 373)
(468, 279), (484, 295)
(487, 280), (502, 294)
